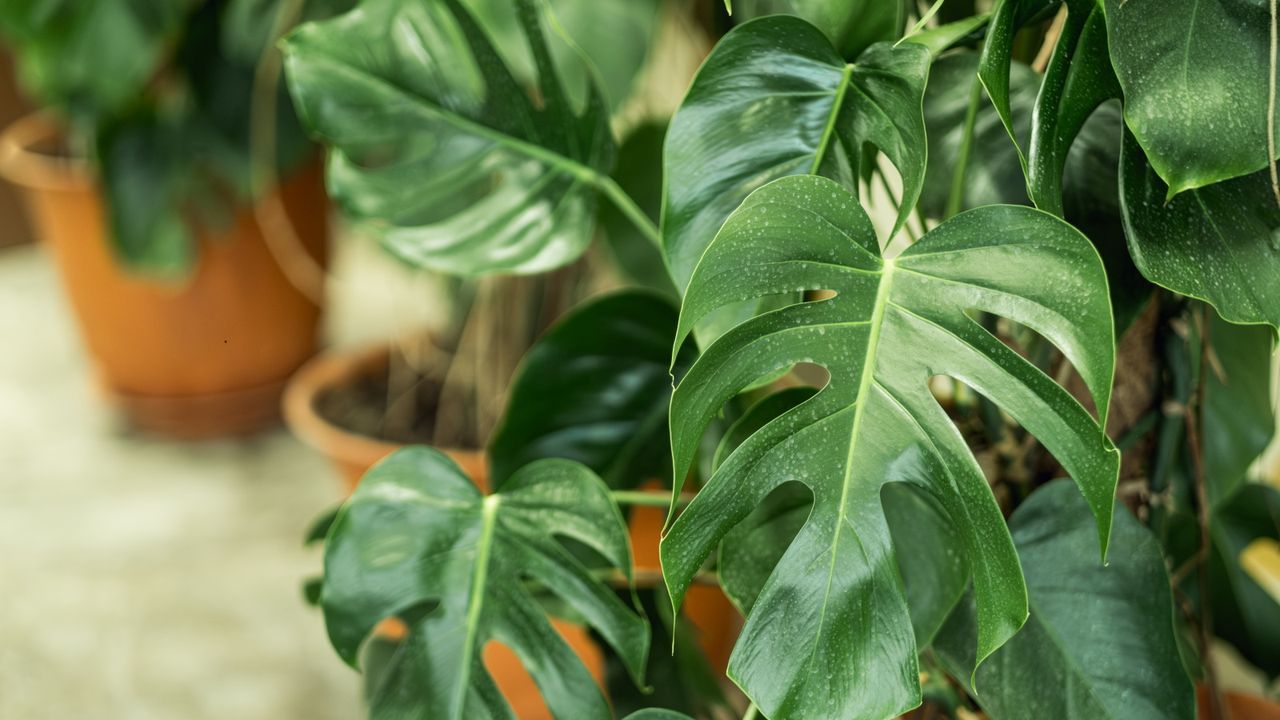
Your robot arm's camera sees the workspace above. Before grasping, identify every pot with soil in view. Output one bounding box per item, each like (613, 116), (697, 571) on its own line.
(0, 114), (327, 437)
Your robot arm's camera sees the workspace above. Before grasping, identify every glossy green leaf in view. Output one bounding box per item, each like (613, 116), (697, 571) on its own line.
(282, 0), (616, 276)
(664, 175), (1119, 719)
(488, 290), (678, 490)
(732, 0), (907, 59)
(321, 447), (648, 720)
(661, 15), (930, 295)
(977, 0), (1058, 167)
(1104, 0), (1280, 195)
(1119, 130), (1280, 330)
(934, 479), (1194, 720)
(1024, 2), (1118, 216)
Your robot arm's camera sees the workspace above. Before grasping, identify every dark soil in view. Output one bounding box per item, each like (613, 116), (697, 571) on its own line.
(314, 366), (443, 446)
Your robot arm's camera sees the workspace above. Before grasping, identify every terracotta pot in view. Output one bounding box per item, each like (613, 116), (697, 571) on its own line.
(282, 343), (486, 492)
(0, 113), (327, 437)
(1198, 685), (1280, 720)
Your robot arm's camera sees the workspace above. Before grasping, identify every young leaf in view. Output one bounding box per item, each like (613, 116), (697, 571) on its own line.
(731, 0), (907, 60)
(1104, 0), (1280, 196)
(663, 175), (1119, 719)
(977, 0), (1059, 167)
(321, 447), (648, 720)
(934, 479), (1194, 720)
(488, 290), (679, 490)
(1119, 130), (1280, 330)
(282, 0), (616, 276)
(661, 15), (930, 295)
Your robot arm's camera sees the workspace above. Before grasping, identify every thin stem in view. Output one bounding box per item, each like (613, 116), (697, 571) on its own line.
(597, 175), (662, 248)
(907, 0), (947, 36)
(611, 489), (695, 508)
(874, 169), (919, 243)
(945, 76), (983, 220)
(742, 703), (760, 720)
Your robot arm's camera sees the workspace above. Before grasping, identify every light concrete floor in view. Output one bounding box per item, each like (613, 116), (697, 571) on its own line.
(0, 235), (438, 720)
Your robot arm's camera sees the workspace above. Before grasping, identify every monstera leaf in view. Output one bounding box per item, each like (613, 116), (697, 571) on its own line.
(283, 0), (617, 276)
(976, 0), (1058, 168)
(662, 175), (1119, 719)
(1105, 0), (1280, 195)
(488, 290), (679, 489)
(321, 447), (648, 719)
(661, 15), (930, 297)
(934, 479), (1194, 720)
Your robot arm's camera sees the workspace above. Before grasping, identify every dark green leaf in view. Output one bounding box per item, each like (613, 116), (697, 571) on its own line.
(732, 0), (907, 59)
(1208, 483), (1280, 677)
(934, 479), (1194, 720)
(488, 290), (679, 490)
(976, 0), (1059, 167)
(1120, 129), (1280, 330)
(283, 0), (615, 276)
(661, 16), (930, 298)
(1104, 0), (1279, 195)
(664, 175), (1119, 719)
(322, 447), (648, 719)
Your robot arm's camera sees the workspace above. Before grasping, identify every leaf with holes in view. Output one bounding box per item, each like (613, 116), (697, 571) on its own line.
(663, 175), (1119, 720)
(661, 15), (929, 302)
(282, 0), (615, 276)
(321, 447), (648, 720)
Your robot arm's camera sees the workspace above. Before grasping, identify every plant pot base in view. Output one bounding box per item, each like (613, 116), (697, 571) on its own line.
(108, 375), (291, 439)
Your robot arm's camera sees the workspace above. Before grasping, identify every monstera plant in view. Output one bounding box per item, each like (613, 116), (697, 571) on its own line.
(285, 0), (1280, 718)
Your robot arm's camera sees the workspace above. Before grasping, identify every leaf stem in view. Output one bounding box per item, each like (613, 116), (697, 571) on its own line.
(611, 489), (694, 508)
(742, 703), (759, 720)
(1268, 0), (1279, 206)
(945, 76), (983, 220)
(598, 175), (662, 248)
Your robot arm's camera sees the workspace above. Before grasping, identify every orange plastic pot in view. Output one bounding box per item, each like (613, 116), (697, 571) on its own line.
(1198, 685), (1280, 720)
(0, 113), (327, 437)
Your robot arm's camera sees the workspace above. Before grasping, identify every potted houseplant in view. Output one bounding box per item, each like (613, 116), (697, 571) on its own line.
(0, 0), (350, 437)
(283, 0), (1280, 718)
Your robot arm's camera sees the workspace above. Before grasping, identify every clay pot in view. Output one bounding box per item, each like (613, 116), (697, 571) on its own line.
(0, 113), (327, 437)
(282, 343), (486, 492)
(1198, 685), (1280, 720)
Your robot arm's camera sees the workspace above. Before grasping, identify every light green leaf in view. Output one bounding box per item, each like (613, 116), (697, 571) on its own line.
(732, 0), (907, 59)
(321, 447), (648, 720)
(934, 479), (1194, 720)
(282, 0), (616, 276)
(1103, 0), (1280, 196)
(1119, 129), (1280, 330)
(661, 15), (930, 296)
(663, 175), (1119, 719)
(488, 290), (679, 490)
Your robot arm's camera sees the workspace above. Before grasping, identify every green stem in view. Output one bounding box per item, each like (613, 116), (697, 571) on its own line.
(874, 170), (919, 243)
(742, 703), (760, 720)
(611, 489), (693, 508)
(945, 75), (983, 219)
(598, 175), (662, 248)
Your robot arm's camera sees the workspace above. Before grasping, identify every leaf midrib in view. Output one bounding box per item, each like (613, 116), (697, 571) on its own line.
(452, 494), (502, 717)
(812, 258), (898, 651)
(305, 49), (606, 188)
(809, 64), (855, 174)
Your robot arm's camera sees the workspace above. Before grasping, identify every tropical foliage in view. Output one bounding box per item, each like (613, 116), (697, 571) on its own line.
(283, 0), (1280, 718)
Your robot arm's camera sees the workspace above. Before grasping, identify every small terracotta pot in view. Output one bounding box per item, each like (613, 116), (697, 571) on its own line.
(1198, 685), (1280, 720)
(0, 113), (327, 437)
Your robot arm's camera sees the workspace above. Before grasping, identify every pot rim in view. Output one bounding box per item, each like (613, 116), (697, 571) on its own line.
(282, 341), (482, 465)
(0, 112), (91, 192)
